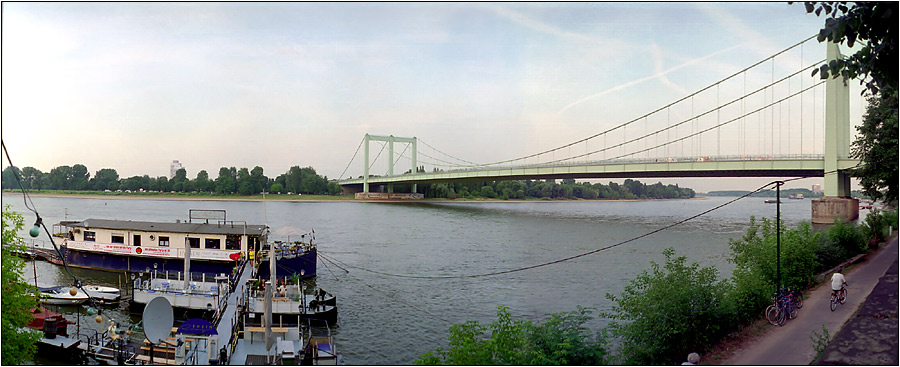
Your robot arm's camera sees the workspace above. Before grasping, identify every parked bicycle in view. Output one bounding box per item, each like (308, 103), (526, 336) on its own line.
(765, 288), (799, 326)
(830, 287), (847, 311)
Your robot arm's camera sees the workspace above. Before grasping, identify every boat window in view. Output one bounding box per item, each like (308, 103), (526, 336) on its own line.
(111, 235), (125, 244)
(205, 238), (221, 249)
(159, 236), (170, 247)
(84, 231), (96, 242)
(226, 235), (240, 250)
(187, 237), (200, 248)
(133, 234), (141, 247)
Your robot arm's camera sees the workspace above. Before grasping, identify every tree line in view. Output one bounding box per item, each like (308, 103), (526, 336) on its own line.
(1, 164), (342, 196)
(413, 178), (695, 200)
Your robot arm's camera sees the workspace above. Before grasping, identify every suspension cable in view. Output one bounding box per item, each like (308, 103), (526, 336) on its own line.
(338, 136), (365, 180)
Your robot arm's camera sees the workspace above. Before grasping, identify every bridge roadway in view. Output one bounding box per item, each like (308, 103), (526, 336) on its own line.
(338, 155), (860, 188)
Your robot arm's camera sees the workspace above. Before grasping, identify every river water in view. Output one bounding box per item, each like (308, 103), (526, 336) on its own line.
(3, 194), (843, 364)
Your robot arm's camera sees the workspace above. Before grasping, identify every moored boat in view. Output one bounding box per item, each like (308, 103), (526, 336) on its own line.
(38, 286), (89, 305)
(54, 210), (316, 279)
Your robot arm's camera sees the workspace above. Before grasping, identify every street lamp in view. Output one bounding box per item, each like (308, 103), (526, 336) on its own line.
(775, 181), (783, 295)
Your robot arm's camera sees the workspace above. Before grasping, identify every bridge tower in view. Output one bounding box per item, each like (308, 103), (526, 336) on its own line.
(362, 134), (417, 194)
(812, 42), (858, 223)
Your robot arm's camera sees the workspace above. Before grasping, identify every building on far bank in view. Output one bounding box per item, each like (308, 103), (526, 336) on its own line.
(812, 184), (823, 194)
(170, 160), (184, 178)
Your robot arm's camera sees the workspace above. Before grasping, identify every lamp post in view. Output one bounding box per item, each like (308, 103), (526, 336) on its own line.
(775, 181), (783, 294)
(300, 269), (306, 315)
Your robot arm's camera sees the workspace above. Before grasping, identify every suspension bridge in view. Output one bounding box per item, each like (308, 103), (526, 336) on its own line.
(335, 38), (863, 222)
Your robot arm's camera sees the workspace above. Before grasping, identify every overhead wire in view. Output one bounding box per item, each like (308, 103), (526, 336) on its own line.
(1, 139), (103, 311)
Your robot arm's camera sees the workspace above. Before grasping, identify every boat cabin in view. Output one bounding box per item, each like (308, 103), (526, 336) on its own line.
(58, 218), (267, 264)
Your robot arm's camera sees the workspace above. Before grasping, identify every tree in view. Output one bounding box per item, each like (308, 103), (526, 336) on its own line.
(47, 165), (73, 190)
(250, 166), (266, 194)
(605, 248), (731, 365)
(216, 167), (235, 194)
(270, 183), (284, 194)
(92, 168), (120, 191)
(1, 166), (17, 189)
(70, 164), (90, 190)
(1, 206), (41, 364)
(802, 2), (897, 96)
(851, 92), (898, 203)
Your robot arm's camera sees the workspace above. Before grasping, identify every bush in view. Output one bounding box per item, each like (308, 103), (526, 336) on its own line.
(826, 220), (867, 256)
(416, 306), (608, 365)
(605, 248), (731, 365)
(726, 217), (820, 322)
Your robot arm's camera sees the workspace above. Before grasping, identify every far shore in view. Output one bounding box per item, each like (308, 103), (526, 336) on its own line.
(2, 190), (707, 204)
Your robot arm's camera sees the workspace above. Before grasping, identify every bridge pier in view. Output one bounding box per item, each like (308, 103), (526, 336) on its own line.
(812, 42), (858, 224)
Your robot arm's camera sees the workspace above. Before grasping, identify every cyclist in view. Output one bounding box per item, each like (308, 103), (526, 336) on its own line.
(831, 266), (848, 298)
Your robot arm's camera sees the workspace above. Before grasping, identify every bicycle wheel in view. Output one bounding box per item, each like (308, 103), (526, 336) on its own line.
(765, 304), (780, 325)
(789, 302), (798, 319)
(840, 288), (847, 304)
(777, 305), (787, 325)
(830, 293), (837, 311)
(795, 293), (803, 309)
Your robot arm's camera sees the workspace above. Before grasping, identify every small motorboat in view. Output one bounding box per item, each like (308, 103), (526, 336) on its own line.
(82, 285), (121, 303)
(764, 199), (780, 204)
(38, 286), (89, 305)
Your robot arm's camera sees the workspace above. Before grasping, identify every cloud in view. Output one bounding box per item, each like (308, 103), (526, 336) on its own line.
(650, 43), (688, 95)
(557, 44), (741, 115)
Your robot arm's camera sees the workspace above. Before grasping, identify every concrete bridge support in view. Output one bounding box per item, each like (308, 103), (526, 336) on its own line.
(812, 42), (858, 224)
(362, 134), (417, 194)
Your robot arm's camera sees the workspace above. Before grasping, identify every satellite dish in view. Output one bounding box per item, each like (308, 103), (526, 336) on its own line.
(143, 296), (174, 344)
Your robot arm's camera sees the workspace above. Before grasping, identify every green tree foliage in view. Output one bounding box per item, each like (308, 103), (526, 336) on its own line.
(270, 183), (284, 194)
(726, 217), (820, 321)
(420, 179), (694, 200)
(416, 306), (608, 365)
(92, 168), (120, 191)
(1, 206), (40, 364)
(605, 248), (731, 365)
(802, 2), (897, 95)
(851, 91), (898, 204)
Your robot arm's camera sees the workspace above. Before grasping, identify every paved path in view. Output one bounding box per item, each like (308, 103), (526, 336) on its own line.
(722, 237), (898, 365)
(814, 256), (898, 365)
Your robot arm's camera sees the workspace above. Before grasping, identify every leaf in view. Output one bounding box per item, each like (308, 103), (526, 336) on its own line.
(804, 2), (814, 13)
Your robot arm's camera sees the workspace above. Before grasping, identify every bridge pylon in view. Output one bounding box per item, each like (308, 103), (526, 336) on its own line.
(363, 134), (417, 193)
(812, 42), (859, 224)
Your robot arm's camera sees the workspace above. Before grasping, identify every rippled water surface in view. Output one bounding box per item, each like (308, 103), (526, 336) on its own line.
(4, 194), (833, 364)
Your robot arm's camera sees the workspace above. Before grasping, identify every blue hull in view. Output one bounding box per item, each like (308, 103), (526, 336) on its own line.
(256, 248), (317, 280)
(62, 247), (239, 276)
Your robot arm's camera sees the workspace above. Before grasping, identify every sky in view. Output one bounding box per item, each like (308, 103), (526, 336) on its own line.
(1, 2), (867, 192)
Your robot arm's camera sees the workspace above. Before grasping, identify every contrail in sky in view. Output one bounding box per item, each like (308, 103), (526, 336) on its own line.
(557, 44), (742, 115)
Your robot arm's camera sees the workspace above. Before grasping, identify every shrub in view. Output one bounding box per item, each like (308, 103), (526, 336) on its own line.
(826, 220), (867, 255)
(605, 248), (731, 365)
(416, 306), (608, 365)
(726, 217), (820, 322)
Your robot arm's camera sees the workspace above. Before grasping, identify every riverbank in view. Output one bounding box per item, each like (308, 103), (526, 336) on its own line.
(3, 190), (705, 204)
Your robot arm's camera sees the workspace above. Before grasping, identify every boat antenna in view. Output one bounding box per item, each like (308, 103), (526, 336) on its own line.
(1, 140), (104, 316)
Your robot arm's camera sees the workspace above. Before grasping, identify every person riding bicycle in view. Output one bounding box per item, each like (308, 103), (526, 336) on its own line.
(831, 266), (848, 295)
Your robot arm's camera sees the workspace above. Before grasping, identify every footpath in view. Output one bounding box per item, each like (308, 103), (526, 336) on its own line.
(720, 237), (898, 365)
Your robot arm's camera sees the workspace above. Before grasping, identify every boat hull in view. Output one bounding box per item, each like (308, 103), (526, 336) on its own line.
(256, 248), (317, 280)
(62, 246), (239, 275)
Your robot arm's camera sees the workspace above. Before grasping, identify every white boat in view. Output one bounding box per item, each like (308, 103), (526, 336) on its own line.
(82, 285), (122, 303)
(38, 286), (89, 305)
(83, 285), (120, 294)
